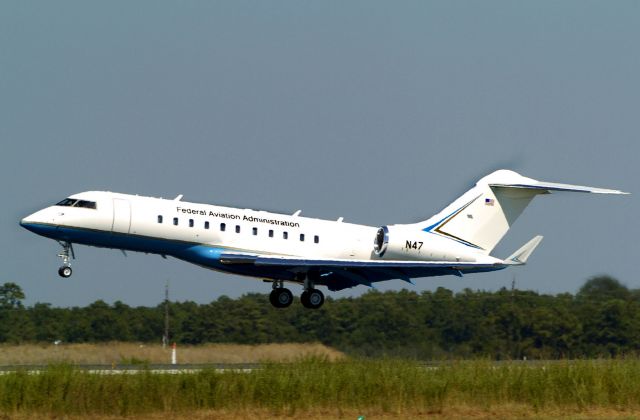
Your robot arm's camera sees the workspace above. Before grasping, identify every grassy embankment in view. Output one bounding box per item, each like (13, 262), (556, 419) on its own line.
(2, 358), (640, 418)
(0, 342), (344, 365)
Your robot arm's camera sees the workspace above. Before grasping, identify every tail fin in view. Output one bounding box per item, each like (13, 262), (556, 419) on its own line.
(418, 170), (627, 254)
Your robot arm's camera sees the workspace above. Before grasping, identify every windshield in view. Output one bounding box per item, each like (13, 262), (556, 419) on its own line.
(55, 198), (97, 209)
(56, 198), (77, 207)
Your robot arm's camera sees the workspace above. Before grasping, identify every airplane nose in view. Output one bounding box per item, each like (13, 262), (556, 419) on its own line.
(19, 210), (50, 233)
(20, 213), (38, 232)
(20, 207), (72, 242)
(20, 214), (35, 227)
(19, 208), (61, 239)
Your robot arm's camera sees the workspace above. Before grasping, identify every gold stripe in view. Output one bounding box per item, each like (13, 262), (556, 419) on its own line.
(433, 195), (484, 250)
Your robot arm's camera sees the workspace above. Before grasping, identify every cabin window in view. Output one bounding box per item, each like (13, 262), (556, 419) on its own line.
(269, 229), (274, 238)
(314, 235), (319, 244)
(157, 215), (163, 224)
(189, 219), (194, 227)
(220, 223), (226, 232)
(173, 217), (178, 226)
(204, 221), (210, 229)
(252, 227), (258, 236)
(300, 234), (305, 242)
(235, 225), (240, 233)
(283, 231), (288, 240)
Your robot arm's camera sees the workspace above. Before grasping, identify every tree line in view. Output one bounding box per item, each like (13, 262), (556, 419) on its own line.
(1, 276), (639, 359)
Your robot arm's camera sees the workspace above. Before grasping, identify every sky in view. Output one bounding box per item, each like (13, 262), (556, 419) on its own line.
(1, 1), (638, 307)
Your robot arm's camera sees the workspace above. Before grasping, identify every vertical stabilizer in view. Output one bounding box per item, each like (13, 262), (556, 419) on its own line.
(417, 170), (626, 254)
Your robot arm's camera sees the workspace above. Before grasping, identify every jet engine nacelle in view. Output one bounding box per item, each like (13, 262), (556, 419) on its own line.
(373, 225), (476, 262)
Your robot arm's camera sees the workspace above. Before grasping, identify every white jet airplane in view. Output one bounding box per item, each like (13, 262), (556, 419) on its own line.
(20, 170), (627, 309)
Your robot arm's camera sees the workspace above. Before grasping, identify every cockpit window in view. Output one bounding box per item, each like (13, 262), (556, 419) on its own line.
(56, 198), (77, 207)
(55, 198), (97, 209)
(76, 200), (97, 209)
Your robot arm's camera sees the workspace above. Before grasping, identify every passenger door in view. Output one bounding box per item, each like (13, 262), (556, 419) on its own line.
(112, 198), (131, 233)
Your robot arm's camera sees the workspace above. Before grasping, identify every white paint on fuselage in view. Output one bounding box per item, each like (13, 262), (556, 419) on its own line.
(22, 191), (490, 265)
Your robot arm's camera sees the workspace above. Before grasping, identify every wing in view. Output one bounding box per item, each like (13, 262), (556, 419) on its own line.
(219, 253), (505, 291)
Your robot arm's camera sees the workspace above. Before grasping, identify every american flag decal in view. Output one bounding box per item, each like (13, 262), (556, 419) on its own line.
(485, 198), (494, 206)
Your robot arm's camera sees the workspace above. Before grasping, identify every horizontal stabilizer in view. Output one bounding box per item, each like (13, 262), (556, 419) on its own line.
(504, 235), (543, 265)
(490, 180), (628, 195)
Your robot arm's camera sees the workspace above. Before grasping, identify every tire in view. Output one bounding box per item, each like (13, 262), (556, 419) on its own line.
(58, 266), (72, 278)
(276, 288), (293, 308)
(269, 289), (279, 307)
(270, 288), (293, 308)
(306, 289), (324, 309)
(300, 290), (311, 308)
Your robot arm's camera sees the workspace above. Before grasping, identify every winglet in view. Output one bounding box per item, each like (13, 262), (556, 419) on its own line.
(504, 235), (543, 265)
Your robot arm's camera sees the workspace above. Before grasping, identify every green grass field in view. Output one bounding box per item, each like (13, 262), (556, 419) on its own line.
(2, 358), (640, 418)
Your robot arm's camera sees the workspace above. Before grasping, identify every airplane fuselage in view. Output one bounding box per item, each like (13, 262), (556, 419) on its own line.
(21, 191), (491, 281)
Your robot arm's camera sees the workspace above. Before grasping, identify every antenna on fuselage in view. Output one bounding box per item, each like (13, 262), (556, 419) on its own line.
(292, 210), (302, 216)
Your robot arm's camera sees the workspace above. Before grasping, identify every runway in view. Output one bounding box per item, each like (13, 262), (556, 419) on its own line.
(0, 359), (581, 375)
(0, 363), (261, 375)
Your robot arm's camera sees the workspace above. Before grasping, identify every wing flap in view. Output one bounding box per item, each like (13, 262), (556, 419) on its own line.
(217, 253), (505, 291)
(220, 252), (500, 270)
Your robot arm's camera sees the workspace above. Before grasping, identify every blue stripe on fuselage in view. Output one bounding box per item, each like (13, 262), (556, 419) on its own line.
(19, 222), (297, 281)
(21, 222), (195, 255)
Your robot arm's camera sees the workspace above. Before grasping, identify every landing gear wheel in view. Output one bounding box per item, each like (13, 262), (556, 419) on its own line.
(300, 290), (310, 307)
(56, 241), (75, 278)
(58, 266), (72, 278)
(269, 289), (278, 306)
(301, 288), (324, 309)
(269, 288), (293, 308)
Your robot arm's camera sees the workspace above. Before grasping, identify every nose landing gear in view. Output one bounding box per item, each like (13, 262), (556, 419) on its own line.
(57, 241), (74, 278)
(58, 266), (72, 278)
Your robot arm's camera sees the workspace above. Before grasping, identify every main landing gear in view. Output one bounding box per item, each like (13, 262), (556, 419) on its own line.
(57, 241), (74, 278)
(300, 288), (324, 309)
(269, 282), (294, 308)
(301, 272), (324, 309)
(268, 275), (325, 310)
